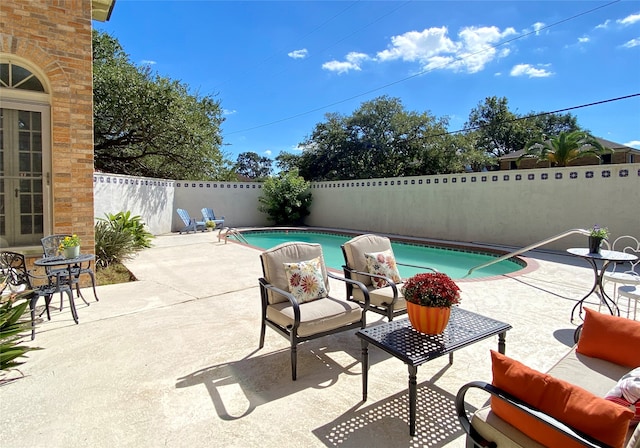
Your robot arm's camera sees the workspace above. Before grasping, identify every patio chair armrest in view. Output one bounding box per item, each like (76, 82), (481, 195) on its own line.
(455, 381), (610, 448)
(328, 271), (370, 308)
(259, 279), (302, 327)
(346, 268), (399, 288)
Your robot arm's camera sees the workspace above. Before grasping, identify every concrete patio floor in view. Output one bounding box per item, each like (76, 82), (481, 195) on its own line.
(0, 231), (628, 447)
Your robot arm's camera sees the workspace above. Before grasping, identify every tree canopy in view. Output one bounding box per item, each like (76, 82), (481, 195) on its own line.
(464, 96), (579, 157)
(296, 96), (460, 180)
(93, 30), (229, 180)
(234, 152), (273, 180)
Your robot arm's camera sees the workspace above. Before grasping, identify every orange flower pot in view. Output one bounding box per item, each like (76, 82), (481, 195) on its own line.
(406, 302), (451, 335)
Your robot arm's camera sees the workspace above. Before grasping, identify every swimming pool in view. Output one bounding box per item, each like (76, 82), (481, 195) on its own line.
(235, 230), (525, 280)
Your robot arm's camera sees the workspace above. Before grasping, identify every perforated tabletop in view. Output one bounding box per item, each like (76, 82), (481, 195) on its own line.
(357, 307), (512, 366)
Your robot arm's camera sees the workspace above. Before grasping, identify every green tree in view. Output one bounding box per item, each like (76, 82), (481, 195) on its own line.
(235, 152), (272, 180)
(258, 170), (312, 225)
(275, 152), (302, 173)
(517, 130), (610, 167)
(298, 96), (456, 180)
(465, 96), (581, 157)
(464, 96), (530, 156)
(452, 132), (498, 172)
(93, 30), (228, 180)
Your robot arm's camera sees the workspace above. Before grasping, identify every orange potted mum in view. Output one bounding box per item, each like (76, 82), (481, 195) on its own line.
(401, 272), (461, 334)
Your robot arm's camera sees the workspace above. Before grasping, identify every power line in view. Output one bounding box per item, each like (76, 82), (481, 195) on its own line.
(443, 93), (640, 136)
(224, 0), (622, 136)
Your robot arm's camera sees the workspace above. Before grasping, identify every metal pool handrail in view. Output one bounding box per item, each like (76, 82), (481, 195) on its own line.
(464, 228), (591, 278)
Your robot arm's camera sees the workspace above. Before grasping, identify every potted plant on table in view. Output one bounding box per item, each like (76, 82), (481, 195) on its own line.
(59, 234), (81, 259)
(401, 272), (461, 334)
(588, 225), (609, 254)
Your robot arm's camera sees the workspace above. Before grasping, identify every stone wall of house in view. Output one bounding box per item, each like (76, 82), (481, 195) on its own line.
(94, 164), (640, 252)
(1, 0), (95, 253)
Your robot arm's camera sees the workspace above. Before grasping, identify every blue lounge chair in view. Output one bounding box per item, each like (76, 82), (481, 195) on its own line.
(201, 208), (225, 229)
(177, 208), (206, 234)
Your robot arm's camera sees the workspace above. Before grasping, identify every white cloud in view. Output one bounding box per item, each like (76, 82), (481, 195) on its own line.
(322, 52), (370, 74)
(375, 25), (517, 74)
(578, 36), (590, 44)
(617, 13), (640, 26)
(223, 109), (237, 115)
(532, 22), (545, 35)
(624, 140), (640, 149)
(288, 48), (308, 59)
(595, 19), (610, 29)
(264, 150), (272, 156)
(622, 38), (640, 48)
(140, 60), (156, 65)
(510, 63), (553, 78)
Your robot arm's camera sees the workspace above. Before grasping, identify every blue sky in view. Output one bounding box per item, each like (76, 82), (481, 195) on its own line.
(95, 1), (640, 163)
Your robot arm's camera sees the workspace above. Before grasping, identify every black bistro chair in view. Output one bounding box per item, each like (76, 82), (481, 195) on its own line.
(0, 251), (75, 339)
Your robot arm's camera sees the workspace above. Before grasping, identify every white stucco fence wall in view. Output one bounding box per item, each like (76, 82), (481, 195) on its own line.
(305, 164), (640, 250)
(93, 174), (175, 235)
(94, 163), (640, 250)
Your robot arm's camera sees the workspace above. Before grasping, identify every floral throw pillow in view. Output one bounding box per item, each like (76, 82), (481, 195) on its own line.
(365, 249), (402, 289)
(283, 256), (328, 303)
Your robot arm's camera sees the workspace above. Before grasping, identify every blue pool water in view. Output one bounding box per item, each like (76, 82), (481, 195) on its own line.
(236, 230), (525, 280)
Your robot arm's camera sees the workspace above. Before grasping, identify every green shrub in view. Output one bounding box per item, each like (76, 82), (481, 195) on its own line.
(94, 211), (154, 269)
(94, 220), (136, 269)
(258, 170), (312, 225)
(102, 211), (154, 249)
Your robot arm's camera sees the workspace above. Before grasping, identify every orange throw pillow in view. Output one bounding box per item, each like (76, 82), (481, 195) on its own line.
(490, 351), (633, 448)
(577, 308), (640, 368)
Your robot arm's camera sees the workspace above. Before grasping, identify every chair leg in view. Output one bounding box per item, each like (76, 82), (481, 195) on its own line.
(75, 283), (90, 306)
(291, 344), (297, 381)
(259, 320), (266, 349)
(29, 296), (37, 340)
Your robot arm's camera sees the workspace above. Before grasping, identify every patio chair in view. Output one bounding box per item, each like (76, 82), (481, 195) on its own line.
(341, 234), (437, 321)
(258, 241), (369, 380)
(0, 251), (74, 339)
(41, 234), (98, 303)
(176, 208), (206, 234)
(200, 208), (225, 229)
(602, 235), (640, 319)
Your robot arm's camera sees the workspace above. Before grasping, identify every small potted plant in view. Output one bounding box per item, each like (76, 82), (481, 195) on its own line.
(58, 234), (81, 259)
(401, 272), (461, 334)
(205, 220), (216, 231)
(588, 225), (609, 254)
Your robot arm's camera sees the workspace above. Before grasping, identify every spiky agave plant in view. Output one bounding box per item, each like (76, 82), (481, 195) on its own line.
(0, 287), (40, 378)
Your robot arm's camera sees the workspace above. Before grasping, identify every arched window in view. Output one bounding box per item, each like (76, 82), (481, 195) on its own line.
(0, 60), (50, 247)
(0, 61), (46, 92)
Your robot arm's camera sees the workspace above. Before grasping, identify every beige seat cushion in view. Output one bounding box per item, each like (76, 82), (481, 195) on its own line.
(261, 242), (328, 305)
(351, 283), (406, 310)
(472, 406), (640, 448)
(267, 297), (362, 337)
(342, 234), (394, 286)
(547, 348), (629, 397)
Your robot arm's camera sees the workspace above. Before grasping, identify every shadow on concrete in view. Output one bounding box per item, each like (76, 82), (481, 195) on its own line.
(312, 377), (464, 447)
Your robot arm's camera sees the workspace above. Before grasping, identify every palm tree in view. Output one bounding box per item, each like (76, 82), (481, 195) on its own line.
(517, 131), (611, 167)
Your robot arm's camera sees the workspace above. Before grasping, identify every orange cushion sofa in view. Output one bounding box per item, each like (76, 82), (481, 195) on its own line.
(455, 309), (640, 448)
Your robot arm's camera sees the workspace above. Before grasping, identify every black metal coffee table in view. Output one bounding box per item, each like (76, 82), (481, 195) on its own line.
(356, 307), (512, 436)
